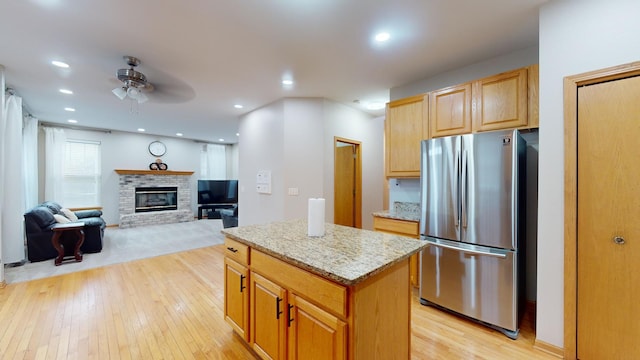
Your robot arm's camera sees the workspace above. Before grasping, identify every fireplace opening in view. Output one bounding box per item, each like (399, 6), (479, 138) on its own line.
(135, 186), (178, 212)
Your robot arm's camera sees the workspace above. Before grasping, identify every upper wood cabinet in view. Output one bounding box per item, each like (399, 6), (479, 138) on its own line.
(472, 67), (528, 132)
(385, 95), (428, 177)
(429, 83), (473, 138)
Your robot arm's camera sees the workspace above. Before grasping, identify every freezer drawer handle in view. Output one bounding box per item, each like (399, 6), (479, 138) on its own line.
(426, 240), (507, 259)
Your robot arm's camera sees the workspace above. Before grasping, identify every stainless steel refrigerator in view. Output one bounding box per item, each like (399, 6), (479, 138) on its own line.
(419, 129), (525, 339)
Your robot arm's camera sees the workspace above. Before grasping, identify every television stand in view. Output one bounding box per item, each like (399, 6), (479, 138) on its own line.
(198, 204), (236, 220)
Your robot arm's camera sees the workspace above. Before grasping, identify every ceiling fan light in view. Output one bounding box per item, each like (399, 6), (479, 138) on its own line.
(112, 86), (127, 100)
(126, 87), (140, 97)
(136, 92), (149, 104)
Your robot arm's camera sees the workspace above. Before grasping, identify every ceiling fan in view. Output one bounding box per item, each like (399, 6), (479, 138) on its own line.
(112, 56), (154, 104)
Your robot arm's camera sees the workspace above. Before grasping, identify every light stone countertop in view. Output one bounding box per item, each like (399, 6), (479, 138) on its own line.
(372, 201), (421, 222)
(221, 219), (427, 286)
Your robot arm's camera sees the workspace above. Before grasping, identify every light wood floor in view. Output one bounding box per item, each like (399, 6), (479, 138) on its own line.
(0, 245), (558, 359)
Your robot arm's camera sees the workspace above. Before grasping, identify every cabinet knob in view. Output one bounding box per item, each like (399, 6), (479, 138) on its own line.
(613, 236), (626, 245)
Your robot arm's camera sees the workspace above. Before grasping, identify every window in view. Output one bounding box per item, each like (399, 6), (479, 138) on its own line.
(200, 143), (227, 179)
(62, 139), (101, 207)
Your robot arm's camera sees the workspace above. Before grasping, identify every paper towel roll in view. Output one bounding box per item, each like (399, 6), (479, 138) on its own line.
(308, 198), (325, 237)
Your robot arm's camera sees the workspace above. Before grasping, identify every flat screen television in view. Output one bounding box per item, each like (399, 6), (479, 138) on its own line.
(197, 180), (238, 204)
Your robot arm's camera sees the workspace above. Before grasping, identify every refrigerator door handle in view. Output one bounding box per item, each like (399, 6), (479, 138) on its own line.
(461, 149), (468, 228)
(454, 147), (461, 228)
(426, 240), (507, 259)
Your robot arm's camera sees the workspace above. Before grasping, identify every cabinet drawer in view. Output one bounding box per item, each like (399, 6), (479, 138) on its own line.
(224, 237), (249, 265)
(251, 250), (348, 318)
(373, 217), (419, 237)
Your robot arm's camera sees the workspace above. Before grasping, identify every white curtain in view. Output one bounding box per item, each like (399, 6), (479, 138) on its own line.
(43, 127), (66, 200)
(1, 94), (26, 264)
(1, 66), (5, 281)
(23, 116), (38, 209)
(200, 143), (227, 179)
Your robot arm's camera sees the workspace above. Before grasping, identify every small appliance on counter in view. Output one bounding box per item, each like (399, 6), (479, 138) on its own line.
(419, 129), (526, 339)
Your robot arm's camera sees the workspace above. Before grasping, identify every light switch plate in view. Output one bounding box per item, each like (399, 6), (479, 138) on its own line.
(257, 170), (272, 194)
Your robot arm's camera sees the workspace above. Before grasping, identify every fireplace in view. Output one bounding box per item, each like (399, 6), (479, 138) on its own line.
(135, 186), (178, 213)
(116, 169), (194, 228)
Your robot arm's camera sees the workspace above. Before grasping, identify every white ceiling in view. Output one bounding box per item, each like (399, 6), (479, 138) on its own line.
(0, 0), (546, 144)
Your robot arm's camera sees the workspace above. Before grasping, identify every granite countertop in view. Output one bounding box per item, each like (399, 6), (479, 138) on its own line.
(221, 219), (427, 286)
(372, 201), (421, 222)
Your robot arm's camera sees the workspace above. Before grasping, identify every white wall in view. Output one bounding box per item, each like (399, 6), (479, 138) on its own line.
(238, 98), (383, 230)
(323, 101), (384, 230)
(38, 127), (236, 225)
(537, 0), (640, 348)
(238, 101), (286, 226)
(390, 45), (539, 101)
(283, 99), (325, 220)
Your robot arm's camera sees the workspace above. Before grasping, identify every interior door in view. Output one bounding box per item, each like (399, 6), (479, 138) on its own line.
(577, 75), (640, 359)
(334, 143), (355, 226)
(334, 138), (361, 228)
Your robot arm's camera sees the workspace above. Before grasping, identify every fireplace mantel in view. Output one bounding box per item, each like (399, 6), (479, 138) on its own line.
(115, 169), (194, 176)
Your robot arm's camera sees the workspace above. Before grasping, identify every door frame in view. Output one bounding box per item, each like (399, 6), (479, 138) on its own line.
(333, 137), (362, 228)
(563, 61), (640, 360)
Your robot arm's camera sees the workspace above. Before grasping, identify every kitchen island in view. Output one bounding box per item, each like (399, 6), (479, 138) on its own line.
(221, 219), (427, 360)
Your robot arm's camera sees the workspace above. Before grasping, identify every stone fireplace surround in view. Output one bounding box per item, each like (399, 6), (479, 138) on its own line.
(116, 169), (194, 228)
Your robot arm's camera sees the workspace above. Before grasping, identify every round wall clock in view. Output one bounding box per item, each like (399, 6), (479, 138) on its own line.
(148, 141), (166, 157)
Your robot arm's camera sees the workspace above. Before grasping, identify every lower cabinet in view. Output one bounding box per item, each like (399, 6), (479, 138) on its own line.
(288, 294), (347, 360)
(223, 237), (411, 359)
(224, 257), (249, 341)
(372, 216), (420, 288)
(250, 272), (287, 360)
(249, 250), (348, 360)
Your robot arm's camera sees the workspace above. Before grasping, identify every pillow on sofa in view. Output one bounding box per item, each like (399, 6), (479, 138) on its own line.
(42, 201), (63, 214)
(60, 208), (79, 221)
(53, 214), (71, 224)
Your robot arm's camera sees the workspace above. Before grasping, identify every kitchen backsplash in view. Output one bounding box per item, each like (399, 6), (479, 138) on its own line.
(393, 201), (420, 216)
(388, 178), (420, 206)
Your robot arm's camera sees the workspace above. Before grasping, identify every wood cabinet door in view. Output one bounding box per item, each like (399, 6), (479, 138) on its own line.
(472, 68), (528, 132)
(224, 258), (249, 341)
(288, 294), (347, 360)
(385, 95), (427, 177)
(429, 83), (472, 138)
(251, 272), (287, 360)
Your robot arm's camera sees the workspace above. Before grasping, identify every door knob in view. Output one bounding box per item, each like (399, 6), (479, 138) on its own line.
(613, 236), (626, 245)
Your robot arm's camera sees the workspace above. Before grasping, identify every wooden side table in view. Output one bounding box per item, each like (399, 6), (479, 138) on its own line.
(51, 222), (85, 266)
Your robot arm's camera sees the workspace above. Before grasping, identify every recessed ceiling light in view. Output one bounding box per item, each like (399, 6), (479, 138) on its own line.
(234, 104), (244, 109)
(64, 107), (76, 112)
(51, 60), (69, 68)
(282, 79), (294, 86)
(236, 133), (240, 137)
(219, 138), (225, 142)
(176, 132), (183, 137)
(375, 32), (391, 42)
(138, 128), (145, 132)
(67, 119), (78, 123)
(59, 89), (73, 95)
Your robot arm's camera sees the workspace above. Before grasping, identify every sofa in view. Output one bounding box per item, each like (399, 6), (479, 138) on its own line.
(24, 201), (106, 262)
